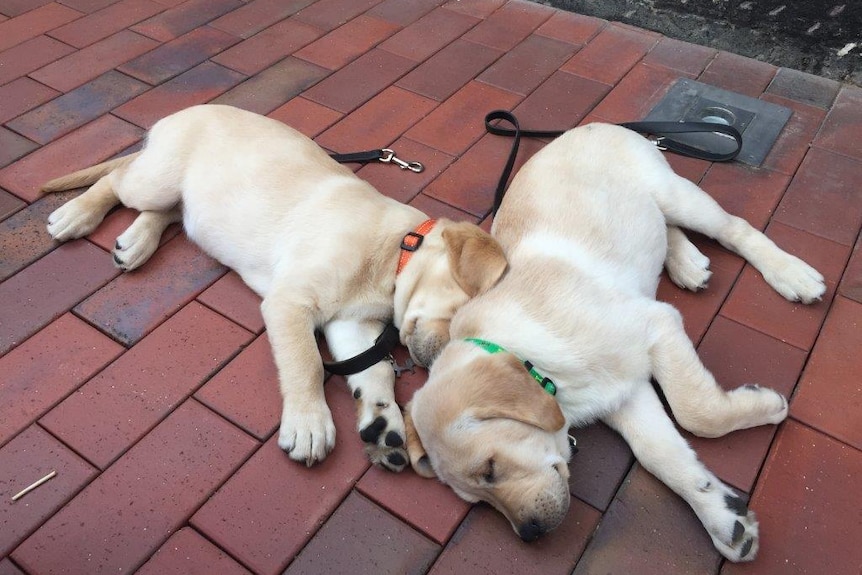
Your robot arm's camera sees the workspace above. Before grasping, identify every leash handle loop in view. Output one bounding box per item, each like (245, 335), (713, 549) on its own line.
(619, 120), (743, 162)
(484, 110), (743, 215)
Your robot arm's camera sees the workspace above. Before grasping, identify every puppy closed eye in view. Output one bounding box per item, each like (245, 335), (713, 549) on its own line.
(482, 458), (496, 484)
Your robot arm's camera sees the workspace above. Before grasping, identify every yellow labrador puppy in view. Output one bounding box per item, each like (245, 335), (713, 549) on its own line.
(42, 104), (507, 472)
(404, 123), (825, 561)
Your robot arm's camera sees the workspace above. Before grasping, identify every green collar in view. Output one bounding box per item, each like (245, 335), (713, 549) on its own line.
(465, 338), (557, 396)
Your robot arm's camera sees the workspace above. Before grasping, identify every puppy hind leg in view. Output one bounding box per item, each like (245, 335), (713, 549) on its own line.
(647, 302), (788, 438)
(664, 226), (711, 291)
(603, 384), (760, 562)
(47, 175), (120, 241)
(113, 208), (182, 271)
(323, 319), (408, 472)
(112, 152), (184, 213)
(652, 175), (824, 303)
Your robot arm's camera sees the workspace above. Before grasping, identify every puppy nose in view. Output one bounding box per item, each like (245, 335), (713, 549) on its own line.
(517, 518), (547, 542)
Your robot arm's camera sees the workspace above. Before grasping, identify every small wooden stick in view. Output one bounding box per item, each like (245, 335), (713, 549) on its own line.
(11, 470), (57, 502)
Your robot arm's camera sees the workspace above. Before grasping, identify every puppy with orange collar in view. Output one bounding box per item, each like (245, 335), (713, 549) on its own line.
(43, 104), (507, 472)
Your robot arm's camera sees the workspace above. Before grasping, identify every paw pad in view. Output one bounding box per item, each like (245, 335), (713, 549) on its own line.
(384, 430), (404, 447)
(740, 537), (754, 559)
(732, 520), (745, 543)
(359, 416), (387, 443)
(724, 493), (748, 516)
(386, 452), (406, 467)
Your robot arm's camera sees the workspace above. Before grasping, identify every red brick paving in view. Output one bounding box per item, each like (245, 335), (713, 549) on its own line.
(0, 313), (123, 447)
(357, 461), (472, 544)
(434, 500), (601, 575)
(136, 527), (252, 575)
(29, 30), (159, 93)
(0, 425), (98, 557)
(283, 492), (441, 575)
(573, 464), (722, 575)
(0, 78), (60, 125)
(8, 70), (150, 144)
(790, 296), (862, 450)
(722, 421), (862, 575)
(40, 302), (252, 469)
(0, 191), (25, 221)
(1, 1), (859, 574)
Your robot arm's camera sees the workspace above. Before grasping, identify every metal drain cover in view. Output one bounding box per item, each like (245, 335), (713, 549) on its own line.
(644, 78), (792, 166)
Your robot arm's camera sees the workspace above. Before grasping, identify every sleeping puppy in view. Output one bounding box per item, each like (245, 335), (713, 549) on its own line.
(42, 104), (507, 472)
(404, 122), (825, 561)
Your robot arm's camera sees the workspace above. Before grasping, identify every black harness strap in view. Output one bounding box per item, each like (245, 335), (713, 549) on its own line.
(484, 109), (743, 215)
(323, 322), (400, 376)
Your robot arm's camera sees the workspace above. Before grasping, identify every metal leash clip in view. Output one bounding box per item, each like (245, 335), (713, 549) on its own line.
(568, 433), (579, 455)
(389, 355), (416, 377)
(648, 135), (667, 151)
(380, 149), (425, 173)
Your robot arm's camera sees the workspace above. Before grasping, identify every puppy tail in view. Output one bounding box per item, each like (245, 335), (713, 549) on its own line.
(40, 152), (141, 193)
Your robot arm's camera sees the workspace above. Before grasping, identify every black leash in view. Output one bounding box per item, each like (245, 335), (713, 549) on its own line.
(317, 147), (424, 377)
(484, 110), (743, 215)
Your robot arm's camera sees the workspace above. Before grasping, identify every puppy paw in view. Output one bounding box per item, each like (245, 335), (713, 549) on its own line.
(665, 239), (712, 291)
(278, 403), (336, 466)
(761, 253), (826, 304)
(113, 223), (161, 271)
(696, 483), (759, 562)
(729, 384), (788, 428)
(354, 391), (409, 472)
(364, 440), (409, 473)
(710, 493), (759, 562)
(47, 199), (104, 242)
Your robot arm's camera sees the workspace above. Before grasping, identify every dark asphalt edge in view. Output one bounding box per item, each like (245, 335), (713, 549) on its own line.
(532, 0), (860, 86)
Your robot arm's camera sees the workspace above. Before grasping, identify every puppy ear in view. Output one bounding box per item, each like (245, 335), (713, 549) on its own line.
(468, 353), (566, 433)
(403, 402), (436, 478)
(442, 222), (507, 297)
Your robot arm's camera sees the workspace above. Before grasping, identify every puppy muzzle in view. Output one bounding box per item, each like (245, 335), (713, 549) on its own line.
(406, 329), (447, 367)
(512, 482), (570, 541)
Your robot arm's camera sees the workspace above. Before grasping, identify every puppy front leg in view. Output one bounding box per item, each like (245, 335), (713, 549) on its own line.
(262, 293), (335, 466)
(603, 384), (759, 562)
(323, 319), (408, 472)
(655, 174), (825, 303)
(664, 226), (711, 291)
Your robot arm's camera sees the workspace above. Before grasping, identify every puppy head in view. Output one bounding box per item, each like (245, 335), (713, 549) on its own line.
(394, 221), (507, 367)
(405, 342), (572, 541)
